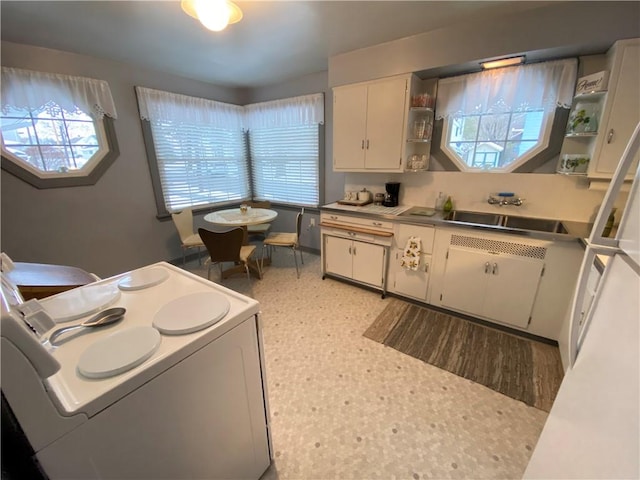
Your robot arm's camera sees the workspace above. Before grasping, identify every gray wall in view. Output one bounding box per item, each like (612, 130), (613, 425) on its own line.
(1, 41), (245, 277)
(329, 1), (640, 86)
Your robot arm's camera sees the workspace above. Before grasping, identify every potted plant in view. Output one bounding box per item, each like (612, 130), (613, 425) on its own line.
(559, 154), (590, 173)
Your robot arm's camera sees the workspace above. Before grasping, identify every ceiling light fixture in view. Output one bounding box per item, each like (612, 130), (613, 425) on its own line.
(480, 56), (526, 70)
(181, 0), (243, 32)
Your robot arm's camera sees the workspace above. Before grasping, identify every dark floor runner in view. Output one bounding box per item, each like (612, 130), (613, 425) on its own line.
(364, 299), (563, 411)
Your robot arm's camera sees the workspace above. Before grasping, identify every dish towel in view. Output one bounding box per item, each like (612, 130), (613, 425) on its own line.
(400, 236), (422, 270)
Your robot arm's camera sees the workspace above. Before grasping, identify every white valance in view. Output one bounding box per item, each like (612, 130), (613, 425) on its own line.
(244, 93), (324, 129)
(435, 58), (577, 120)
(1, 67), (118, 119)
(136, 86), (244, 129)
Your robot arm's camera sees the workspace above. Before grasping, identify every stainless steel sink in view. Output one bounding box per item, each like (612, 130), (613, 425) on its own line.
(502, 216), (568, 234)
(444, 210), (503, 226)
(442, 210), (569, 234)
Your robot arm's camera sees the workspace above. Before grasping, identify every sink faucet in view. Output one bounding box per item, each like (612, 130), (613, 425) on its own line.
(488, 193), (524, 206)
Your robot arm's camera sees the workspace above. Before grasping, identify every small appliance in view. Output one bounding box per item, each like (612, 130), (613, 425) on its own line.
(383, 182), (400, 207)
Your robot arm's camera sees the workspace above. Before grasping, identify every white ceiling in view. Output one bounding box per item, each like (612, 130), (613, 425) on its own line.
(0, 1), (554, 88)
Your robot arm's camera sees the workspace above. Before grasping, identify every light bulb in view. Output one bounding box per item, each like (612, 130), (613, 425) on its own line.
(194, 0), (231, 32)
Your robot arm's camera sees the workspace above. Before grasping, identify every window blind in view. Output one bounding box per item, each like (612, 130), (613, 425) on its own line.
(150, 120), (250, 212)
(136, 86), (250, 213)
(249, 125), (319, 207)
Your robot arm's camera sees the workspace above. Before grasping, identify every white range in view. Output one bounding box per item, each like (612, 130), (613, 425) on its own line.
(1, 261), (272, 480)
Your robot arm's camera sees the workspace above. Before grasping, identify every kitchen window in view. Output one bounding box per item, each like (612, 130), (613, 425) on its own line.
(0, 67), (119, 188)
(136, 87), (250, 215)
(436, 59), (577, 172)
(138, 88), (323, 216)
(245, 94), (324, 207)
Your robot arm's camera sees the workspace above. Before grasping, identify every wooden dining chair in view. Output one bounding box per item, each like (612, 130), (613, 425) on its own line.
(198, 227), (260, 281)
(245, 200), (273, 240)
(171, 208), (204, 266)
(262, 208), (304, 278)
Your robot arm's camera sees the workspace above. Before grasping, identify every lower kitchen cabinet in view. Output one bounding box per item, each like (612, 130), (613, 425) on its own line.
(441, 245), (545, 329)
(392, 251), (432, 301)
(324, 235), (386, 288)
(390, 224), (435, 301)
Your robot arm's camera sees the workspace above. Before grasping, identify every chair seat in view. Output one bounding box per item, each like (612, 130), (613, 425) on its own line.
(247, 223), (271, 233)
(183, 233), (204, 247)
(240, 245), (257, 263)
(264, 232), (297, 246)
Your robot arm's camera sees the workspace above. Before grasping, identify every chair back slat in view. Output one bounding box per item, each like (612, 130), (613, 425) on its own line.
(198, 228), (244, 263)
(171, 208), (195, 243)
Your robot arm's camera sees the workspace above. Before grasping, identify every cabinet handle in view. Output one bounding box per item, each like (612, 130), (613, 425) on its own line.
(424, 262), (429, 273)
(348, 231), (356, 237)
(361, 140), (365, 150)
(607, 129), (614, 144)
(492, 263), (498, 275)
(485, 262), (490, 274)
(366, 139), (370, 150)
(353, 246), (357, 255)
(348, 246), (352, 255)
(330, 215), (338, 220)
(372, 222), (382, 226)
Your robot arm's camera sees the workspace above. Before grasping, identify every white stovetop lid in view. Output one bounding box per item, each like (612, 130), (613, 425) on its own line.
(40, 283), (121, 323)
(117, 266), (169, 291)
(152, 291), (230, 335)
(77, 326), (161, 379)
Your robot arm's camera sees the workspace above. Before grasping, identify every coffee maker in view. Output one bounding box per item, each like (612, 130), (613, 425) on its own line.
(383, 182), (400, 207)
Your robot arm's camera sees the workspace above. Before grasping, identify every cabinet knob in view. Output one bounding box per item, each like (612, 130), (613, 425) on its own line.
(492, 263), (498, 275)
(424, 262), (429, 273)
(485, 262), (490, 274)
(607, 129), (614, 144)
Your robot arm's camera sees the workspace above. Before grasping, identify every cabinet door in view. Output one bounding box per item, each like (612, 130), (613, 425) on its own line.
(324, 235), (353, 278)
(364, 77), (408, 170)
(351, 240), (385, 287)
(440, 246), (489, 316)
(483, 254), (544, 329)
(393, 251), (431, 301)
(591, 40), (640, 178)
(333, 84), (367, 170)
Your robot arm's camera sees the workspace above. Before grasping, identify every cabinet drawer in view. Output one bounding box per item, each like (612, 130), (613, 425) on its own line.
(395, 224), (435, 253)
(321, 213), (394, 232)
(323, 228), (376, 244)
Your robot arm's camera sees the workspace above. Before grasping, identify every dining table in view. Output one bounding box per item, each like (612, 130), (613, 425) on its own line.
(203, 207), (278, 279)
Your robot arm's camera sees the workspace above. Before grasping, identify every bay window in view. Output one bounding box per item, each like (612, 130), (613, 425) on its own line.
(138, 87), (323, 216)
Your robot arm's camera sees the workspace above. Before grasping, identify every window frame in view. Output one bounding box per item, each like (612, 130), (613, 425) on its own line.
(1, 115), (119, 189)
(441, 108), (556, 172)
(140, 120), (251, 218)
(248, 123), (323, 208)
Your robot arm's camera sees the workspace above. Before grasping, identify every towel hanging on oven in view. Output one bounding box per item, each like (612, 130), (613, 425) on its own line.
(401, 236), (421, 270)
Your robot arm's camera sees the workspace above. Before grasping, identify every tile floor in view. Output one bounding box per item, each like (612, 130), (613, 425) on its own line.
(185, 249), (548, 480)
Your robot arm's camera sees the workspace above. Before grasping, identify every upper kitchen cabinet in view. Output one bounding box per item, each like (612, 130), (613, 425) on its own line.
(588, 38), (640, 181)
(333, 74), (410, 172)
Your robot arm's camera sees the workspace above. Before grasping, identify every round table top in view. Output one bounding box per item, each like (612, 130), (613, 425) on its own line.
(204, 208), (278, 226)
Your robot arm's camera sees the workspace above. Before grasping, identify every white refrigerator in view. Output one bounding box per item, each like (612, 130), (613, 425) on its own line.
(524, 123), (640, 479)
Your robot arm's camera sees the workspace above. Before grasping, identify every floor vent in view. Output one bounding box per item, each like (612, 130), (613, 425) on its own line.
(450, 234), (547, 260)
